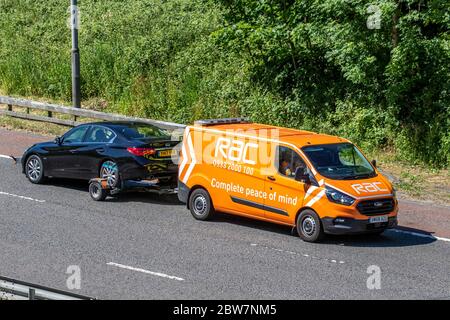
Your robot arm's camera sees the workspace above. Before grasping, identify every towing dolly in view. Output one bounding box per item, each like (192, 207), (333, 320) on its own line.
(88, 178), (178, 201)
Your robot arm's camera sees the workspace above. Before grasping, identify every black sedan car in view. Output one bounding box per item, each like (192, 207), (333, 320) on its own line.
(21, 121), (180, 188)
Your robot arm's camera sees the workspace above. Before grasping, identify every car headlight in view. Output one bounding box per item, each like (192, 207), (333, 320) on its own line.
(325, 186), (355, 206)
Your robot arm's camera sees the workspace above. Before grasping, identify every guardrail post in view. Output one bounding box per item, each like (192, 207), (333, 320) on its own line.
(48, 111), (53, 118)
(7, 104), (12, 111)
(29, 288), (36, 300)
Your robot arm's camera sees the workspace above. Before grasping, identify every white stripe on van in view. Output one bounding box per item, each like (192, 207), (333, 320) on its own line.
(179, 140), (188, 178)
(304, 186), (318, 199)
(182, 132), (197, 184)
(179, 127), (190, 180)
(305, 189), (326, 208)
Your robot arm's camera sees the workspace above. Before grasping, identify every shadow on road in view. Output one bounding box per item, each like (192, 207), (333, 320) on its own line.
(40, 178), (439, 247)
(43, 178), (182, 206)
(211, 213), (437, 247)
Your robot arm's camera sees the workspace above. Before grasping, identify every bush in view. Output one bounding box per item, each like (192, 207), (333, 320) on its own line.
(0, 0), (448, 167)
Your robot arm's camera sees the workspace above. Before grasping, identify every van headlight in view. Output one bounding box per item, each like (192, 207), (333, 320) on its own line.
(325, 186), (355, 206)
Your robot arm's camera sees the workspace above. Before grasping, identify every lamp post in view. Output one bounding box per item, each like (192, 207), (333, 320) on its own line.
(70, 0), (81, 108)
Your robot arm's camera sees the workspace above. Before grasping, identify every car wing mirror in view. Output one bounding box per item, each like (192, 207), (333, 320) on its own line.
(295, 167), (310, 184)
(55, 136), (62, 145)
(371, 159), (377, 168)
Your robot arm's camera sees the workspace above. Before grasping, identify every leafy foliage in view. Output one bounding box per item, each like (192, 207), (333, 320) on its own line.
(215, 0), (449, 166)
(0, 0), (448, 166)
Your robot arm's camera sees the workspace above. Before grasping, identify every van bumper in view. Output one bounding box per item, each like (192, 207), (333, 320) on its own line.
(321, 216), (398, 235)
(178, 181), (190, 204)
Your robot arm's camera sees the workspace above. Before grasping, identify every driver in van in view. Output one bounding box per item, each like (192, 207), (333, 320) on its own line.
(280, 159), (292, 176)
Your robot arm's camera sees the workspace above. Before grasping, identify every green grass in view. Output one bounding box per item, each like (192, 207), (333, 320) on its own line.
(0, 0), (448, 168)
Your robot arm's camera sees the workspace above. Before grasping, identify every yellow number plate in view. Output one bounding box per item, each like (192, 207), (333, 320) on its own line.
(158, 149), (176, 157)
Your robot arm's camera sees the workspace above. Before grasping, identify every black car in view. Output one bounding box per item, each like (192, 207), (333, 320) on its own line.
(21, 121), (180, 187)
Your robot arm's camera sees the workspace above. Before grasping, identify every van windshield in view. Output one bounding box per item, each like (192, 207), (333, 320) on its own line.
(302, 143), (376, 180)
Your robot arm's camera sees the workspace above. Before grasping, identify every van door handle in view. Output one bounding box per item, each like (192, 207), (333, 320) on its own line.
(267, 176), (276, 181)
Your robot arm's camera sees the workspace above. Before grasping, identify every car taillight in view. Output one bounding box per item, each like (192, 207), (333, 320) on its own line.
(127, 147), (156, 157)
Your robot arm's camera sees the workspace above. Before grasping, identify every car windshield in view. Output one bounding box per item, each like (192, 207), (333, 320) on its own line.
(114, 123), (170, 140)
(302, 143), (376, 180)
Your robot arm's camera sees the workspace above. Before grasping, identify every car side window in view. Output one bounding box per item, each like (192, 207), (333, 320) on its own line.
(85, 126), (116, 143)
(277, 146), (307, 179)
(63, 126), (89, 144)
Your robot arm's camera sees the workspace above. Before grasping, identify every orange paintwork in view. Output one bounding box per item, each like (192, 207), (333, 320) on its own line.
(179, 122), (398, 228)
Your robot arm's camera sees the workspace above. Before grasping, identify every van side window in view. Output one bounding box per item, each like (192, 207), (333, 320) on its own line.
(277, 146), (307, 179)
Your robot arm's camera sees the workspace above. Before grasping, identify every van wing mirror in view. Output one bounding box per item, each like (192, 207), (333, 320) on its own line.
(295, 167), (311, 184)
(371, 159), (377, 168)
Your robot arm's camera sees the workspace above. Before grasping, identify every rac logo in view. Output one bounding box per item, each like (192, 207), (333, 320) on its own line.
(215, 137), (258, 165)
(351, 182), (388, 194)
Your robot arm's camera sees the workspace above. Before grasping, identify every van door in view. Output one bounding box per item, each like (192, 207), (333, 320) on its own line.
(209, 135), (265, 218)
(264, 145), (307, 224)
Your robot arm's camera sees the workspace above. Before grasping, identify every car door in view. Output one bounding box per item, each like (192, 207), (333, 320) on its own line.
(46, 125), (90, 178)
(75, 125), (118, 178)
(264, 145), (307, 224)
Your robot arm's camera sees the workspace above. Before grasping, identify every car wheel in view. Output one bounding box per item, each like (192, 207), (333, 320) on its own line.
(89, 181), (108, 201)
(25, 155), (46, 184)
(296, 209), (324, 242)
(100, 160), (120, 188)
(189, 188), (215, 221)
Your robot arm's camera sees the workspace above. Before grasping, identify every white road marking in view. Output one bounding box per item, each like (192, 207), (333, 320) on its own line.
(0, 191), (45, 203)
(106, 262), (185, 281)
(0, 154), (13, 160)
(250, 243), (345, 264)
(388, 229), (450, 243)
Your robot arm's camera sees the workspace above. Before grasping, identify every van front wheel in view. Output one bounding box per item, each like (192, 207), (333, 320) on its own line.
(297, 209), (324, 242)
(189, 188), (215, 221)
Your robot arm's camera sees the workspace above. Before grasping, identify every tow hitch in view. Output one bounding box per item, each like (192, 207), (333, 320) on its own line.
(88, 178), (178, 201)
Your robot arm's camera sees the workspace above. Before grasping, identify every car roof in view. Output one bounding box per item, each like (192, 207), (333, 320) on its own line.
(193, 122), (350, 147)
(79, 121), (157, 128)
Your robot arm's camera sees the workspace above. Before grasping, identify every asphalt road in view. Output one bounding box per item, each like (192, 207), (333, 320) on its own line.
(0, 156), (449, 300)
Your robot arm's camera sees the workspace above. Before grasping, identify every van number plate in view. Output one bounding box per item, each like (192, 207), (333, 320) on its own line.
(369, 216), (388, 223)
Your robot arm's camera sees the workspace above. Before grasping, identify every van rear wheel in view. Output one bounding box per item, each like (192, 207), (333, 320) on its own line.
(297, 209), (324, 242)
(189, 188), (215, 221)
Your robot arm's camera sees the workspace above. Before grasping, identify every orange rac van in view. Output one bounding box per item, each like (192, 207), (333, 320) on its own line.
(178, 118), (398, 242)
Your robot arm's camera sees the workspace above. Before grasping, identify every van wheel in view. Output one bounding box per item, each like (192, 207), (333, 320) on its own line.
(296, 209), (324, 242)
(189, 188), (215, 221)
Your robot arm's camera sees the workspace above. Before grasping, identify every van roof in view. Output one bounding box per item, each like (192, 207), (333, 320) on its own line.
(193, 122), (349, 147)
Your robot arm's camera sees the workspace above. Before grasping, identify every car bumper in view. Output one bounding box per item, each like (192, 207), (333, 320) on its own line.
(120, 160), (177, 182)
(321, 216), (398, 235)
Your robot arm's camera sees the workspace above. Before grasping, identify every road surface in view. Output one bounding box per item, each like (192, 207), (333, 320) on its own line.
(0, 128), (449, 299)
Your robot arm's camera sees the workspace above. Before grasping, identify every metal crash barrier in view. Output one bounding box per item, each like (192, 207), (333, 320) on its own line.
(0, 276), (95, 300)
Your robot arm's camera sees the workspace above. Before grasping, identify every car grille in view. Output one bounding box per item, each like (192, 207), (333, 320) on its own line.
(357, 198), (395, 216)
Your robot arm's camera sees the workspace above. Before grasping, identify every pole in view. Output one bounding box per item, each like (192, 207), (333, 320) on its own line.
(71, 0), (81, 108)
